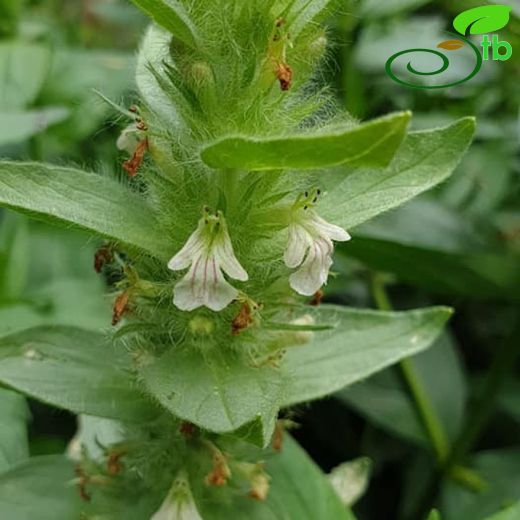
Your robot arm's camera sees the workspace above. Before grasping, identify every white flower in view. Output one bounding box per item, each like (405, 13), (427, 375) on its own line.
(284, 190), (351, 296)
(168, 209), (248, 311)
(151, 473), (203, 520)
(117, 123), (141, 155)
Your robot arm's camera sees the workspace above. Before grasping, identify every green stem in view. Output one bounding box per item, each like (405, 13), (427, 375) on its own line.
(409, 314), (520, 520)
(370, 273), (449, 464)
(399, 358), (449, 463)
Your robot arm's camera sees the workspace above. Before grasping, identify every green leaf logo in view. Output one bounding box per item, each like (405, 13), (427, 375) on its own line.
(453, 5), (512, 35)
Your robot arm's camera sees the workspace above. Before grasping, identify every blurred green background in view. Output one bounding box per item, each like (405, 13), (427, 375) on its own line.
(0, 1), (519, 519)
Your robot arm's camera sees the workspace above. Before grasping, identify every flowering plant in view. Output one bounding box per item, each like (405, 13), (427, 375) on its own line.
(0, 1), (476, 518)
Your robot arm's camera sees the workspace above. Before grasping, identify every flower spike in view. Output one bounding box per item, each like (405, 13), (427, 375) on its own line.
(168, 209), (248, 312)
(284, 189), (351, 296)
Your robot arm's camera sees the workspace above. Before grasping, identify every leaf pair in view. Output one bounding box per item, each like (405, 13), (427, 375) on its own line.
(0, 305), (451, 444)
(0, 118), (475, 262)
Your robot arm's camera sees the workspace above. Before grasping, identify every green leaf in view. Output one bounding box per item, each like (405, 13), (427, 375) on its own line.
(442, 449), (520, 520)
(346, 238), (520, 300)
(0, 456), (84, 520)
(136, 25), (180, 127)
(200, 112), (411, 171)
(282, 305), (452, 406)
(264, 435), (356, 520)
(0, 43), (50, 109)
(193, 435), (356, 520)
(130, 0), (199, 48)
(0, 162), (166, 258)
(453, 5), (511, 35)
(338, 334), (467, 446)
(484, 502), (520, 520)
(345, 199), (520, 301)
(0, 327), (156, 422)
(141, 348), (285, 444)
(320, 117), (476, 230)
(427, 510), (442, 520)
(442, 142), (515, 218)
(0, 108), (69, 146)
(0, 388), (30, 473)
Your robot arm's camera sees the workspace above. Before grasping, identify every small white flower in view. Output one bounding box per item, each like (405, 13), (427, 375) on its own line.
(284, 189), (351, 296)
(168, 209), (248, 312)
(117, 123), (142, 155)
(151, 472), (203, 520)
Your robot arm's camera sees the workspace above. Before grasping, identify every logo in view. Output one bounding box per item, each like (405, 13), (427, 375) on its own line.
(385, 5), (513, 89)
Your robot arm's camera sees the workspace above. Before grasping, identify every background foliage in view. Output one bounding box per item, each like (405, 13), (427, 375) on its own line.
(0, 1), (518, 519)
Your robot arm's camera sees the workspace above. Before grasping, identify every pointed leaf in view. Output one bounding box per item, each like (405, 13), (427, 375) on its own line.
(453, 5), (511, 35)
(201, 112), (411, 171)
(141, 348), (285, 444)
(338, 333), (467, 446)
(0, 327), (157, 422)
(0, 162), (167, 259)
(130, 0), (199, 48)
(320, 117), (476, 230)
(262, 435), (357, 520)
(282, 305), (452, 406)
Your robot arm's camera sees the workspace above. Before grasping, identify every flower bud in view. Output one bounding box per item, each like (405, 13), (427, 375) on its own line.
(189, 62), (214, 89)
(234, 461), (271, 501)
(308, 34), (328, 61)
(189, 316), (215, 336)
